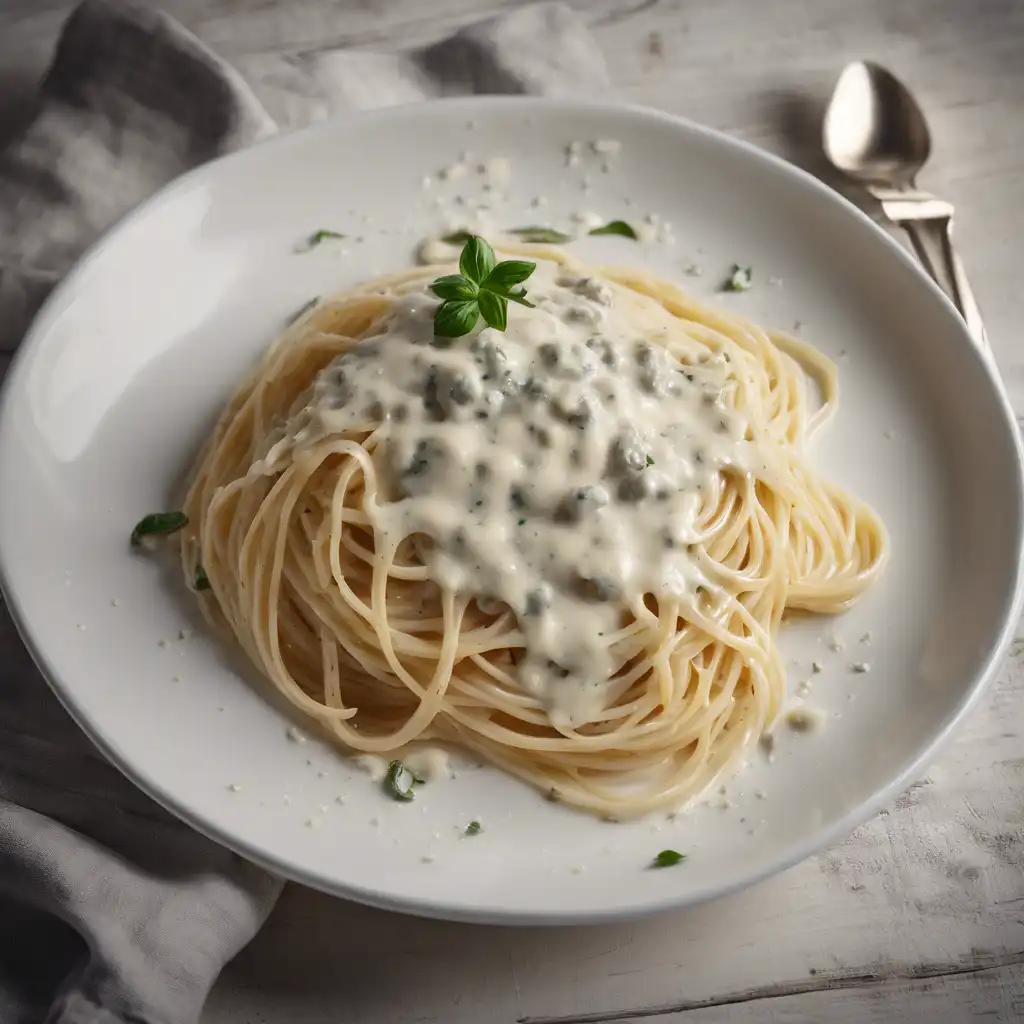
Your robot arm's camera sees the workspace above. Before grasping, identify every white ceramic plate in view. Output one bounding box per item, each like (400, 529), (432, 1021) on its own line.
(1, 98), (1021, 925)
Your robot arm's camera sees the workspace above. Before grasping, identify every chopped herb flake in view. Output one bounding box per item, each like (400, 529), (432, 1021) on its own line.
(652, 849), (687, 868)
(299, 229), (345, 251)
(510, 226), (573, 244)
(724, 264), (753, 292)
(194, 565), (212, 592)
(384, 759), (418, 801)
(588, 220), (639, 240)
(130, 511), (187, 548)
(464, 820), (483, 836)
(645, 455), (655, 466)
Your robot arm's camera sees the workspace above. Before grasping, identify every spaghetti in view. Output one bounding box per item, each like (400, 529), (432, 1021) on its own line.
(180, 243), (888, 818)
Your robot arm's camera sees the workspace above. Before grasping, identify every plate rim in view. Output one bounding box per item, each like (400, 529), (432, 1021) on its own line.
(2, 95), (1022, 925)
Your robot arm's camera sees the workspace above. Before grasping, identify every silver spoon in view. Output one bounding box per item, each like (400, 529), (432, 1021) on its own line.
(823, 60), (988, 349)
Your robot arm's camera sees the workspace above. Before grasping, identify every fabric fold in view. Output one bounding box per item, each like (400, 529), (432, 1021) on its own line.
(0, 1), (610, 1020)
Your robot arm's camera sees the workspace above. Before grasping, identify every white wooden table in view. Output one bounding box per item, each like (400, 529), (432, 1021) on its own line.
(3, 1), (1023, 1021)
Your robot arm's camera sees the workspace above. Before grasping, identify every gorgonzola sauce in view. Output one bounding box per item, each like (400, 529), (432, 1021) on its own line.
(275, 261), (750, 726)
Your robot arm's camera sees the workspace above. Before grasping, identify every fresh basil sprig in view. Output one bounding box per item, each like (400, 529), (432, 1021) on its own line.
(431, 236), (536, 338)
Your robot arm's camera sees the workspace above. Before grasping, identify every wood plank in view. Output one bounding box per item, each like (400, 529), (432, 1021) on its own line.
(550, 961), (1024, 1023)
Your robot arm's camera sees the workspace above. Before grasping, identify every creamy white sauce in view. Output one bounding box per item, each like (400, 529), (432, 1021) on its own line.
(785, 705), (826, 733)
(276, 261), (750, 727)
(402, 747), (453, 781)
(350, 746), (453, 783)
(352, 754), (388, 782)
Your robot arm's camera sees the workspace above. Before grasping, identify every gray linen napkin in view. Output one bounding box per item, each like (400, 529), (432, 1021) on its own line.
(0, 2), (610, 1021)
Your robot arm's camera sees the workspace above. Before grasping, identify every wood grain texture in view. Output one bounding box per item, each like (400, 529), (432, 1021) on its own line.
(1, 1), (1022, 1021)
(576, 963), (1024, 1023)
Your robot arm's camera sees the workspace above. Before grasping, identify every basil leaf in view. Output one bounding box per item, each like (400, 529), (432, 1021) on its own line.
(194, 564), (212, 592)
(510, 226), (573, 244)
(434, 299), (480, 338)
(459, 236), (496, 284)
(130, 511), (188, 548)
(464, 820), (483, 836)
(504, 287), (536, 309)
(384, 760), (417, 801)
(588, 220), (638, 240)
(288, 297), (319, 324)
(483, 260), (536, 292)
(440, 230), (473, 245)
(430, 274), (478, 301)
(652, 849), (687, 868)
(724, 264), (753, 291)
(477, 291), (508, 331)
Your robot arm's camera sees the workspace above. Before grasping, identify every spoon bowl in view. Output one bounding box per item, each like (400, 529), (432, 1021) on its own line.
(822, 60), (987, 349)
(823, 61), (932, 187)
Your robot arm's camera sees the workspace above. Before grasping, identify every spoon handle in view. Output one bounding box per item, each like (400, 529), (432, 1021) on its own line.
(902, 217), (989, 350)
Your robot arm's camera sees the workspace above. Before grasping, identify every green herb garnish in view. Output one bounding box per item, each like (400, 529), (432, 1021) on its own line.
(645, 455), (655, 467)
(384, 759), (421, 801)
(194, 565), (212, 592)
(464, 820), (483, 836)
(509, 226), (573, 244)
(431, 236), (536, 338)
(130, 511), (188, 548)
(652, 849), (687, 868)
(724, 264), (753, 291)
(434, 299), (479, 337)
(440, 230), (473, 245)
(299, 229), (345, 251)
(477, 290), (508, 331)
(589, 220), (639, 240)
(288, 297), (319, 324)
